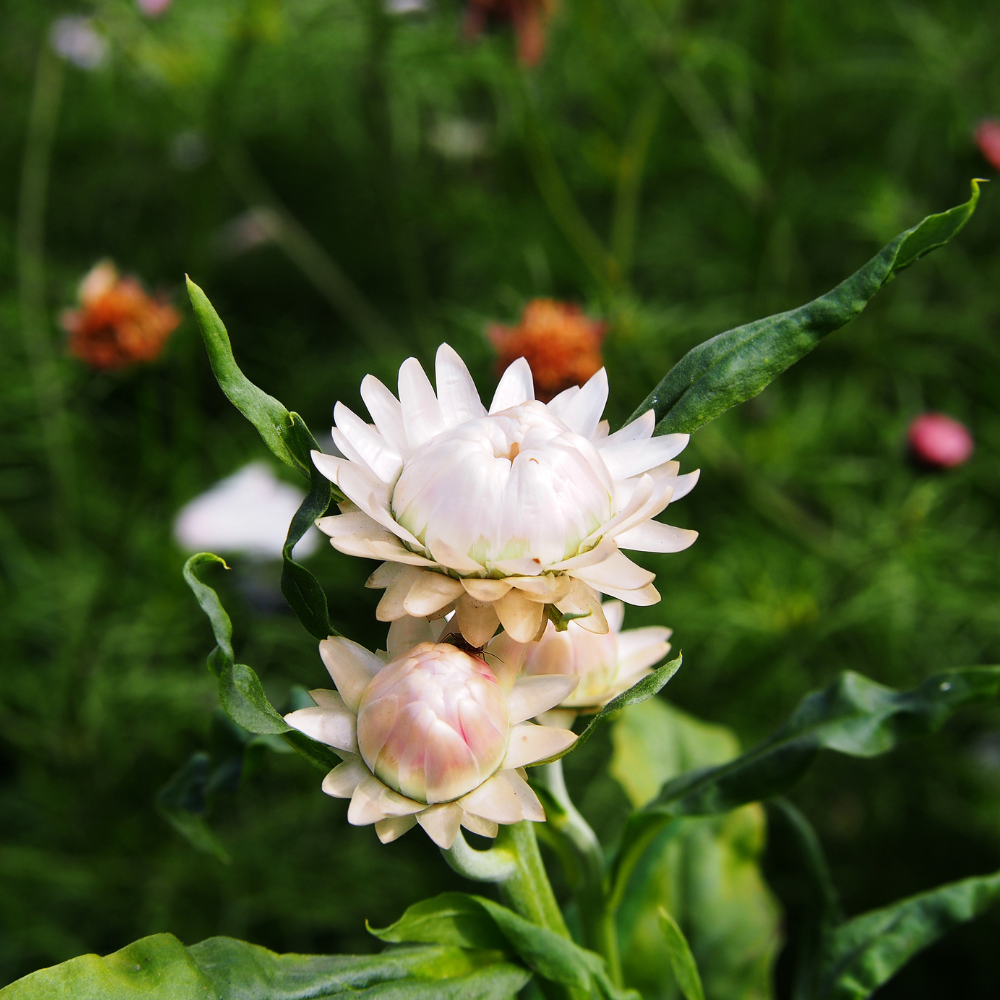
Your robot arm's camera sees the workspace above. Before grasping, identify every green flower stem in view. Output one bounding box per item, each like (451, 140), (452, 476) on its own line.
(442, 829), (518, 884)
(539, 761), (623, 986)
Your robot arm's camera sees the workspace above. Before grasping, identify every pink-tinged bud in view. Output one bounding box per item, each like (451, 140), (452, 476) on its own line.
(138, 0), (173, 16)
(907, 413), (973, 469)
(356, 642), (509, 803)
(975, 119), (1000, 170)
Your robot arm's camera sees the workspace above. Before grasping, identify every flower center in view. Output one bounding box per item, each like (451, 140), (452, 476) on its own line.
(356, 642), (509, 803)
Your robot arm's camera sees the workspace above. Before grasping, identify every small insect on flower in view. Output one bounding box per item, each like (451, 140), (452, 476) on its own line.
(489, 299), (607, 403)
(60, 261), (181, 370)
(313, 344), (699, 646)
(285, 621), (578, 848)
(523, 600), (672, 728)
(463, 0), (556, 67)
(907, 413), (974, 469)
(975, 119), (1000, 171)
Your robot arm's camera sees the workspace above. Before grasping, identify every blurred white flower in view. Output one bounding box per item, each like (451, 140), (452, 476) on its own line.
(285, 621), (577, 847)
(385, 0), (428, 13)
(523, 600), (672, 727)
(428, 118), (491, 160)
(314, 344), (698, 645)
(50, 17), (109, 71)
(174, 462), (318, 559)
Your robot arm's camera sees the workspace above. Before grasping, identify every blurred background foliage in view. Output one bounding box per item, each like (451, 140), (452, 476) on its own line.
(1, 0), (999, 995)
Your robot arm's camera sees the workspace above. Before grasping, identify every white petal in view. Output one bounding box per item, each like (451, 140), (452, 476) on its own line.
(497, 769), (544, 822)
(330, 530), (399, 559)
(507, 676), (579, 723)
(508, 575), (571, 603)
(367, 560), (410, 589)
(376, 815), (418, 843)
(403, 572), (466, 617)
(386, 615), (437, 658)
(284, 700), (358, 753)
(490, 357), (535, 413)
(489, 556), (544, 577)
(461, 812), (499, 838)
(319, 637), (384, 713)
(548, 536), (619, 572)
(457, 773), (523, 823)
(572, 550), (655, 593)
(334, 402), (403, 483)
(375, 565), (425, 621)
(536, 708), (578, 729)
(427, 538), (485, 574)
(557, 368), (608, 438)
(316, 509), (382, 539)
(601, 409), (654, 447)
(435, 343), (486, 427)
(322, 758), (369, 798)
(596, 581), (661, 606)
(417, 802), (464, 848)
(615, 520), (699, 553)
(361, 375), (409, 458)
(554, 579), (609, 634)
(461, 578), (514, 602)
(595, 419), (610, 439)
(484, 630), (528, 692)
(617, 626), (673, 676)
(502, 723), (576, 769)
(453, 595), (500, 647)
(398, 357), (445, 449)
(348, 775), (393, 825)
(494, 589), (546, 643)
(602, 599), (625, 633)
(598, 433), (689, 482)
(545, 385), (580, 417)
(364, 538), (440, 568)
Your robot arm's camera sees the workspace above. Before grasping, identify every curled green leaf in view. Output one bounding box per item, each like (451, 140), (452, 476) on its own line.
(658, 908), (706, 1000)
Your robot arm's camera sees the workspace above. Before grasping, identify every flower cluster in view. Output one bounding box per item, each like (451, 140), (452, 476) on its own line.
(291, 345), (695, 847)
(61, 261), (181, 370)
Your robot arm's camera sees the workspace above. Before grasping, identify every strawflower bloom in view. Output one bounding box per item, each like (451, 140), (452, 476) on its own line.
(463, 0), (555, 67)
(907, 413), (974, 469)
(61, 261), (181, 370)
(488, 299), (607, 403)
(284, 620), (578, 847)
(523, 600), (672, 727)
(975, 119), (1000, 171)
(313, 344), (698, 646)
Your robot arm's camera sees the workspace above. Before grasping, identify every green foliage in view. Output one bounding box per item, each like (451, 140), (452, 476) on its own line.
(657, 909), (706, 1000)
(0, 932), (528, 1000)
(631, 182), (982, 436)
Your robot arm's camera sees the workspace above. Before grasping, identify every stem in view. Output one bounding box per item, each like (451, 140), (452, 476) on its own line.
(539, 761), (623, 986)
(495, 820), (572, 938)
(17, 39), (77, 548)
(442, 828), (518, 883)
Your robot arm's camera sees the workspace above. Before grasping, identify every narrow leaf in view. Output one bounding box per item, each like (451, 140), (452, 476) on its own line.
(156, 752), (231, 864)
(816, 868), (1000, 1000)
(658, 908), (706, 1000)
(629, 181), (982, 435)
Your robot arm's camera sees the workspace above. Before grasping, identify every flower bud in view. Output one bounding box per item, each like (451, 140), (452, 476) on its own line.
(357, 642), (509, 803)
(907, 413), (973, 469)
(975, 119), (1000, 171)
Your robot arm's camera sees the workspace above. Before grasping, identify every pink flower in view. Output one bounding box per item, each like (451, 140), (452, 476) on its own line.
(975, 119), (1000, 171)
(137, 0), (173, 16)
(907, 413), (973, 469)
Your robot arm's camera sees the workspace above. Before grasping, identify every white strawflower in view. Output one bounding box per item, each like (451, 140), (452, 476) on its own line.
(313, 345), (698, 645)
(523, 600), (673, 727)
(284, 620), (578, 848)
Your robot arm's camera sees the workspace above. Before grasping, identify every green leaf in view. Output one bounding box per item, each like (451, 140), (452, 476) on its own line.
(0, 933), (529, 1000)
(371, 894), (638, 1000)
(281, 446), (338, 641)
(658, 909), (706, 1000)
(647, 666), (1000, 818)
(535, 653), (683, 765)
(629, 181), (982, 435)
(815, 868), (1000, 1000)
(610, 700), (780, 1000)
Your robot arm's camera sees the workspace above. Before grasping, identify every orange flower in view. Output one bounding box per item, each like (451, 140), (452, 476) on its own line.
(61, 261), (181, 371)
(488, 299), (607, 402)
(463, 0), (556, 67)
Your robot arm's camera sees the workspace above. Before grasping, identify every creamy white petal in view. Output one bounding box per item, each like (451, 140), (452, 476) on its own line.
(348, 774), (394, 825)
(490, 357), (535, 413)
(427, 538), (485, 574)
(284, 699), (358, 753)
(573, 550), (655, 593)
(453, 595), (501, 647)
(508, 574), (571, 603)
(461, 578), (514, 602)
(435, 343), (487, 427)
(403, 572), (466, 617)
(554, 579), (609, 634)
(386, 615), (437, 658)
(376, 815), (418, 843)
(616, 626), (673, 676)
(596, 581), (661, 606)
(457, 772), (523, 823)
(489, 556), (545, 577)
(595, 419), (610, 438)
(536, 708), (578, 729)
(497, 768), (544, 822)
(494, 588), (546, 643)
(319, 636), (385, 713)
(329, 427), (369, 471)
(615, 520), (699, 553)
(322, 758), (369, 798)
(545, 385), (580, 417)
(507, 675), (579, 723)
(484, 630), (528, 692)
(557, 368), (608, 438)
(330, 531), (399, 560)
(598, 433), (689, 481)
(501, 723), (576, 768)
(417, 802), (464, 848)
(367, 560), (411, 589)
(364, 539), (440, 568)
(334, 402), (403, 483)
(376, 565), (426, 621)
(602, 599), (625, 633)
(601, 408), (655, 447)
(580, 475), (657, 548)
(316, 509), (382, 538)
(360, 374), (409, 458)
(548, 536), (619, 573)
(398, 357), (445, 449)
(461, 812), (499, 838)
